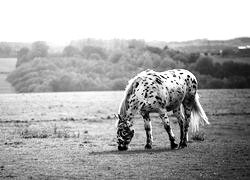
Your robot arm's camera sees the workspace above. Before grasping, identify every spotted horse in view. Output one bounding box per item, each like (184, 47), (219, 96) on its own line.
(116, 69), (209, 151)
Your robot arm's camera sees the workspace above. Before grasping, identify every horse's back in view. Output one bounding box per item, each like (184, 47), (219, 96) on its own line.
(161, 69), (197, 109)
(161, 69), (198, 93)
(131, 69), (198, 112)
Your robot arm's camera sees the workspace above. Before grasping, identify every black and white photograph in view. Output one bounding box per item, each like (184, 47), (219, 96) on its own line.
(0, 0), (250, 179)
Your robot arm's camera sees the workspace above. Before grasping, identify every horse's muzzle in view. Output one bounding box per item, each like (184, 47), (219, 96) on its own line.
(118, 145), (128, 151)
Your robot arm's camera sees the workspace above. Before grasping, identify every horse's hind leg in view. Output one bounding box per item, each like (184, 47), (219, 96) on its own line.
(173, 107), (185, 148)
(141, 112), (153, 149)
(159, 112), (178, 149)
(181, 103), (193, 148)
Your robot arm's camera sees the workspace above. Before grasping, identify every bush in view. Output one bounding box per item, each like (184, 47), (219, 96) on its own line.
(225, 76), (249, 88)
(16, 41), (49, 67)
(109, 52), (123, 63)
(82, 45), (107, 60)
(221, 48), (235, 57)
(207, 78), (225, 89)
(20, 124), (80, 139)
(172, 53), (189, 63)
(191, 131), (205, 141)
(112, 78), (127, 90)
(145, 46), (162, 55)
(30, 41), (49, 58)
(188, 53), (200, 63)
(194, 56), (214, 75)
(159, 56), (184, 71)
(89, 53), (102, 60)
(62, 45), (80, 57)
(16, 47), (30, 67)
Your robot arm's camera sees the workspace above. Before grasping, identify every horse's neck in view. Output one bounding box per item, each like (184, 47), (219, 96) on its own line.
(119, 100), (133, 120)
(119, 99), (126, 117)
(119, 109), (126, 118)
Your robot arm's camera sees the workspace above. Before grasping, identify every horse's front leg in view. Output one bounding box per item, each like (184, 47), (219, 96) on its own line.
(141, 112), (153, 149)
(159, 112), (178, 149)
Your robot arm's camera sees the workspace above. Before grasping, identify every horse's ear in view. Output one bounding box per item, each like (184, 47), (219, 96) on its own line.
(114, 114), (122, 120)
(114, 114), (120, 128)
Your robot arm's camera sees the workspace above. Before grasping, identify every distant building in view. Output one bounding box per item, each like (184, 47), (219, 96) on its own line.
(219, 50), (223, 55)
(238, 45), (250, 49)
(237, 45), (250, 57)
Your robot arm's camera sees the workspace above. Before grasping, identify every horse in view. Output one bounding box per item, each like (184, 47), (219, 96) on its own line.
(116, 69), (209, 151)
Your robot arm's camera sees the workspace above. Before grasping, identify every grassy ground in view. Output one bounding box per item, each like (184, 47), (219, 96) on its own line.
(0, 90), (250, 179)
(0, 58), (16, 93)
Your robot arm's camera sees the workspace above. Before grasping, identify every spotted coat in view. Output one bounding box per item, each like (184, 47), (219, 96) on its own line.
(117, 69), (209, 151)
(123, 69), (197, 119)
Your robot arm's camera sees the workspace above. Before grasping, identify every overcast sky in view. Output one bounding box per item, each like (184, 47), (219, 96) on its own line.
(0, 0), (249, 45)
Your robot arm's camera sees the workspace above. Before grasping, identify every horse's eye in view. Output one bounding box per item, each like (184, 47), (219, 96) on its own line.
(121, 131), (128, 137)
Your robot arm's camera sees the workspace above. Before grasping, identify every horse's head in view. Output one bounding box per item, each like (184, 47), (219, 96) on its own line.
(116, 114), (134, 151)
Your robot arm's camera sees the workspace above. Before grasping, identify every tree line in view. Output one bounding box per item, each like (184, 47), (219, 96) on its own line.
(7, 40), (250, 92)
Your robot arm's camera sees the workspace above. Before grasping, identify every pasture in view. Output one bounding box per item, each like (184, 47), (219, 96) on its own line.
(0, 90), (250, 179)
(0, 58), (16, 93)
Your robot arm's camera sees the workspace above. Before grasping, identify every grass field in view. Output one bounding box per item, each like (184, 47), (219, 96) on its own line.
(0, 58), (16, 73)
(0, 89), (250, 179)
(0, 58), (16, 93)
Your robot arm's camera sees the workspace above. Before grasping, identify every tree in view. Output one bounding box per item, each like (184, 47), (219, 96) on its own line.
(16, 42), (49, 67)
(89, 53), (102, 60)
(62, 45), (80, 57)
(159, 56), (178, 71)
(109, 52), (123, 63)
(16, 47), (30, 67)
(112, 78), (127, 90)
(30, 41), (49, 58)
(172, 53), (189, 64)
(221, 48), (235, 57)
(0, 43), (12, 57)
(194, 56), (214, 75)
(188, 52), (200, 63)
(146, 46), (162, 55)
(128, 39), (146, 49)
(81, 45), (107, 60)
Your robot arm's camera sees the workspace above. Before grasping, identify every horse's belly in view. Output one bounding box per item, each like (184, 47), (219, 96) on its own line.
(134, 74), (186, 112)
(165, 102), (181, 111)
(165, 86), (186, 111)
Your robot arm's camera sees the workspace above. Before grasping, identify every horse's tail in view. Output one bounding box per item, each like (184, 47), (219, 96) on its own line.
(190, 93), (209, 132)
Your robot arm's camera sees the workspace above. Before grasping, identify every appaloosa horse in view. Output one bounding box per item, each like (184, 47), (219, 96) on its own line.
(116, 69), (209, 151)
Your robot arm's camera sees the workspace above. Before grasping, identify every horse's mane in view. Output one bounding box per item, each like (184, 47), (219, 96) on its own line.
(118, 77), (135, 117)
(118, 69), (153, 117)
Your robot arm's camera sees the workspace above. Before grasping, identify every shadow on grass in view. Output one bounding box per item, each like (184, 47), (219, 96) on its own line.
(89, 147), (179, 155)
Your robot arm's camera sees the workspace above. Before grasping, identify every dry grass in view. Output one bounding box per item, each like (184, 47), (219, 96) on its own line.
(20, 123), (80, 139)
(191, 131), (205, 141)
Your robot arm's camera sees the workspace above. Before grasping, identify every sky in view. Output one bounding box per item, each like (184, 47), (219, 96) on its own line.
(0, 0), (250, 45)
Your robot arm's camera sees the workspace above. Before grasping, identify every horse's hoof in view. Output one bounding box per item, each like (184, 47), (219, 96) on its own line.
(145, 144), (152, 149)
(178, 142), (187, 149)
(171, 142), (178, 149)
(118, 145), (128, 151)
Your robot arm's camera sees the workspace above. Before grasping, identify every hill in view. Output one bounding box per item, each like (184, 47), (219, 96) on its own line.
(148, 37), (250, 53)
